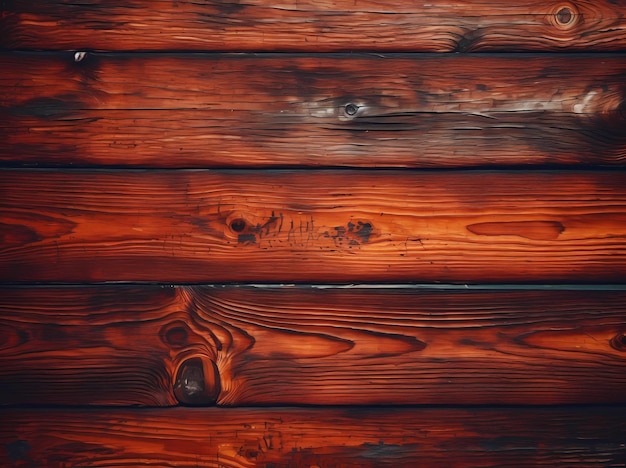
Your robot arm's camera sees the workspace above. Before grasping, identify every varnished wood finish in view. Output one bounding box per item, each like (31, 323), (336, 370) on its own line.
(2, 169), (626, 283)
(2, 1), (626, 52)
(1, 406), (625, 467)
(1, 286), (626, 406)
(1, 53), (625, 167)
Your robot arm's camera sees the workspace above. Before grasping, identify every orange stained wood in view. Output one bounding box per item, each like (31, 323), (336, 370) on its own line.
(2, 406), (626, 467)
(2, 169), (626, 283)
(1, 0), (625, 52)
(1, 53), (625, 167)
(1, 286), (625, 406)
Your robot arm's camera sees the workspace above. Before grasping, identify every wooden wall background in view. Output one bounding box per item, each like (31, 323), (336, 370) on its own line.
(2, 1), (626, 466)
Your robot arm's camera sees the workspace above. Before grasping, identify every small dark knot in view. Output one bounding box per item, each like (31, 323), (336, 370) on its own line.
(610, 333), (626, 351)
(230, 218), (246, 232)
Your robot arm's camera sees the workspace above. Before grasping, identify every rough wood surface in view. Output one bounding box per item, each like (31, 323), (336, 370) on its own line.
(1, 53), (625, 167)
(2, 169), (626, 283)
(1, 406), (626, 467)
(1, 286), (626, 406)
(2, 0), (626, 52)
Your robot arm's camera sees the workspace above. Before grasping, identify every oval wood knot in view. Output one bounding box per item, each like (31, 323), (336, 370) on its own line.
(610, 333), (626, 351)
(550, 3), (580, 30)
(173, 357), (221, 405)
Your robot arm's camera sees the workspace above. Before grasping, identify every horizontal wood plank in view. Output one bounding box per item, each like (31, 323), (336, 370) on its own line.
(1, 286), (626, 406)
(1, 53), (625, 167)
(2, 1), (626, 52)
(2, 169), (626, 283)
(1, 406), (626, 467)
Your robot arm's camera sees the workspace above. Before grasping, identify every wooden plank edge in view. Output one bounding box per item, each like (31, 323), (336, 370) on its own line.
(1, 406), (625, 467)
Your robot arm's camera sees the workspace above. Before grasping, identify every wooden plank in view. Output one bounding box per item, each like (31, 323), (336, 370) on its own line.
(1, 406), (625, 467)
(2, 169), (626, 283)
(2, 1), (626, 52)
(1, 286), (626, 406)
(2, 53), (625, 168)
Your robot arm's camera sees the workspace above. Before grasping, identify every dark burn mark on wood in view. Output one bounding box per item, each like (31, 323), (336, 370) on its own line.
(4, 440), (31, 463)
(467, 221), (565, 241)
(524, 76), (626, 162)
(455, 30), (482, 52)
(238, 233), (256, 244)
(249, 213), (282, 237)
(9, 97), (82, 120)
(0, 223), (42, 245)
(323, 220), (375, 249)
(209, 0), (247, 18)
(39, 323), (71, 341)
(349, 221), (373, 243)
(359, 441), (406, 459)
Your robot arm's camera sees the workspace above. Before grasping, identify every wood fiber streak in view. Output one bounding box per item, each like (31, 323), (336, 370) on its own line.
(1, 286), (626, 406)
(2, 170), (626, 284)
(1, 53), (625, 167)
(1, 0), (626, 52)
(0, 286), (181, 406)
(1, 407), (625, 467)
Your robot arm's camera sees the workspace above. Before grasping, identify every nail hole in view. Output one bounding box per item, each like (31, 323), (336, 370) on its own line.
(556, 7), (573, 24)
(230, 218), (246, 232)
(344, 103), (358, 116)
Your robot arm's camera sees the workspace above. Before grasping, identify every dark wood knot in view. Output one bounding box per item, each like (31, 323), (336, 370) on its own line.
(551, 3), (579, 29)
(230, 218), (247, 233)
(610, 333), (626, 351)
(174, 357), (221, 405)
(160, 321), (192, 348)
(556, 7), (573, 25)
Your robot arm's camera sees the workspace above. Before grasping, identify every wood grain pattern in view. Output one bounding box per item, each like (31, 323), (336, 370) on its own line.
(1, 406), (626, 467)
(2, 169), (626, 283)
(1, 53), (625, 167)
(2, 0), (626, 52)
(1, 286), (626, 406)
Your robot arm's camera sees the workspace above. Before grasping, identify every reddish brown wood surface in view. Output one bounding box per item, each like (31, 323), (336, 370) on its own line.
(2, 169), (626, 283)
(1, 406), (626, 467)
(2, 0), (626, 52)
(1, 53), (625, 167)
(1, 286), (625, 406)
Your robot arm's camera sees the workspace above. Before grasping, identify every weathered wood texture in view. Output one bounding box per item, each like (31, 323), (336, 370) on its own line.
(2, 0), (626, 52)
(1, 406), (626, 467)
(1, 286), (626, 406)
(2, 170), (626, 283)
(1, 53), (625, 168)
